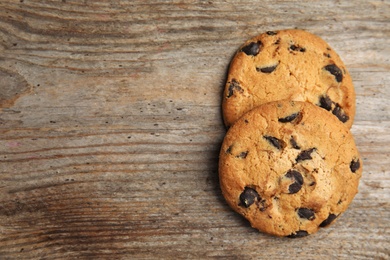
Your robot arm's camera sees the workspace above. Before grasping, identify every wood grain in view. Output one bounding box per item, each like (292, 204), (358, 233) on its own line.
(0, 0), (389, 259)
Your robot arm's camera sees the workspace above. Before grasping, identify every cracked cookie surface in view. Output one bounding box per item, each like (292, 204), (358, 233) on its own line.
(219, 101), (362, 237)
(222, 29), (356, 128)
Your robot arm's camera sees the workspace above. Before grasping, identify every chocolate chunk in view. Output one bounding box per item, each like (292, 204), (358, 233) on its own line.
(285, 170), (304, 194)
(324, 64), (343, 82)
(296, 148), (316, 162)
(239, 187), (260, 208)
(289, 44), (306, 52)
(226, 145), (233, 154)
(319, 95), (333, 111)
(319, 213), (337, 227)
(236, 151), (248, 159)
(241, 41), (261, 56)
(264, 135), (286, 150)
(350, 158), (360, 173)
(287, 230), (309, 238)
(256, 64), (278, 73)
(266, 31), (277, 35)
(226, 79), (243, 98)
(332, 104), (349, 123)
(278, 112), (300, 123)
(289, 182), (302, 194)
(297, 208), (315, 220)
(290, 136), (301, 149)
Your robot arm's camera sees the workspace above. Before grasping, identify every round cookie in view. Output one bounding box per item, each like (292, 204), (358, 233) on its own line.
(219, 101), (362, 238)
(222, 29), (356, 128)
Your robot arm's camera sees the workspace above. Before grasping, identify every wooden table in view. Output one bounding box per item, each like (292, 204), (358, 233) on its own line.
(1, 1), (389, 259)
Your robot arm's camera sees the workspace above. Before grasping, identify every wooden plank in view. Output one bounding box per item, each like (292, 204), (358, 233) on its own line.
(0, 0), (389, 259)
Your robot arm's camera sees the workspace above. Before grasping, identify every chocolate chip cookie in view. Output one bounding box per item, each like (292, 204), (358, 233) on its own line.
(219, 100), (362, 237)
(222, 29), (356, 128)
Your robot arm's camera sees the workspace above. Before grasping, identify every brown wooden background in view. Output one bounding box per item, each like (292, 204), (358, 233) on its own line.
(0, 0), (389, 259)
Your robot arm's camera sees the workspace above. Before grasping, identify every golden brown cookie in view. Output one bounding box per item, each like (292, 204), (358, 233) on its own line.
(219, 101), (362, 237)
(222, 29), (356, 128)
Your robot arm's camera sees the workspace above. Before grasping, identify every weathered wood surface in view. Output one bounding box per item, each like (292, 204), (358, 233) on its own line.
(0, 0), (389, 259)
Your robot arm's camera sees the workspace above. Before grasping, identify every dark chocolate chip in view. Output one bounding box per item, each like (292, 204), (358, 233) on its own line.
(319, 95), (333, 111)
(324, 64), (343, 82)
(288, 182), (302, 194)
(319, 213), (337, 227)
(296, 148), (316, 162)
(350, 158), (360, 173)
(297, 208), (316, 220)
(264, 135), (286, 150)
(285, 170), (304, 194)
(289, 44), (306, 52)
(241, 41), (261, 56)
(278, 112), (300, 123)
(266, 31), (277, 36)
(239, 187), (260, 208)
(287, 230), (309, 238)
(332, 104), (349, 123)
(290, 136), (301, 149)
(226, 145), (233, 154)
(256, 64), (278, 73)
(227, 79), (243, 98)
(236, 151), (249, 159)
